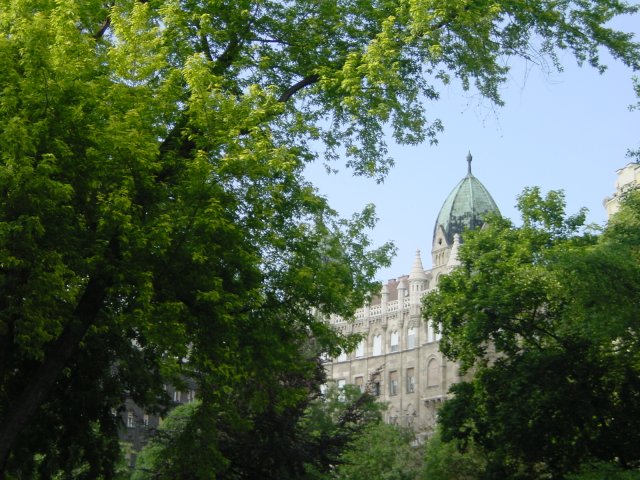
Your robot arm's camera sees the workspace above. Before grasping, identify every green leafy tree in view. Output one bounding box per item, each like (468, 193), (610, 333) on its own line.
(132, 382), (383, 479)
(423, 188), (640, 479)
(567, 463), (640, 480)
(300, 382), (385, 478)
(423, 430), (486, 480)
(131, 401), (218, 480)
(0, 0), (639, 476)
(331, 422), (423, 480)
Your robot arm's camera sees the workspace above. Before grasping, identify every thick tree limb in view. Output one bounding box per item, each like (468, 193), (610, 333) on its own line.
(279, 74), (320, 103)
(0, 278), (106, 471)
(94, 16), (111, 40)
(212, 37), (242, 76)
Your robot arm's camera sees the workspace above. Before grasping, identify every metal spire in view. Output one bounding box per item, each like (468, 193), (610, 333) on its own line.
(467, 151), (473, 175)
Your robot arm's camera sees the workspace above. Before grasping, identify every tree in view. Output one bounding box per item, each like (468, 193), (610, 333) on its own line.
(566, 463), (640, 480)
(331, 422), (423, 480)
(131, 401), (216, 480)
(300, 382), (386, 478)
(1, 0), (639, 476)
(423, 188), (640, 479)
(132, 382), (384, 479)
(423, 429), (486, 480)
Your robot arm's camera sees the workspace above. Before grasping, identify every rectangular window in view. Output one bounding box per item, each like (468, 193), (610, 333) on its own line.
(406, 368), (415, 393)
(127, 412), (134, 428)
(354, 376), (364, 392)
(143, 414), (149, 427)
(371, 374), (381, 396)
(355, 339), (365, 358)
(389, 371), (398, 396)
(173, 390), (181, 402)
(337, 379), (346, 401)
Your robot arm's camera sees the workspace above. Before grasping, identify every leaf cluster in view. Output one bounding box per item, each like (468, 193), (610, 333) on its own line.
(424, 189), (640, 478)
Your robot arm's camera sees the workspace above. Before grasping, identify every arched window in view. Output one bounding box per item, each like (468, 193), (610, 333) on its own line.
(390, 331), (399, 352)
(355, 339), (365, 358)
(407, 327), (416, 349)
(372, 334), (382, 356)
(427, 358), (440, 387)
(427, 320), (435, 343)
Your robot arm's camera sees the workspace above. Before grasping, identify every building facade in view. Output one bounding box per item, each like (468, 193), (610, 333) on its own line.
(324, 153), (500, 435)
(603, 161), (640, 218)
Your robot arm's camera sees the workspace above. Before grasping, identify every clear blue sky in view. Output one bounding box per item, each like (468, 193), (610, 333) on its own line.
(305, 18), (639, 282)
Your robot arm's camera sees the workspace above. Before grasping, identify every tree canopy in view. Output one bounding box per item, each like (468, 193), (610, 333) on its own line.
(0, 0), (639, 477)
(423, 188), (640, 479)
(132, 383), (384, 479)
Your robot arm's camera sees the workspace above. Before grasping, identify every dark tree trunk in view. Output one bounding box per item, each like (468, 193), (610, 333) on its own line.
(0, 278), (106, 473)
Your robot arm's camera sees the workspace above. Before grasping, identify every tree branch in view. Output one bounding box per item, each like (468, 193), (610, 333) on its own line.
(211, 36), (242, 76)
(94, 16), (111, 40)
(279, 74), (320, 103)
(93, 0), (149, 40)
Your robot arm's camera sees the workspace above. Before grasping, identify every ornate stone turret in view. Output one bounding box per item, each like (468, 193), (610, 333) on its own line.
(397, 276), (408, 305)
(409, 250), (427, 307)
(432, 153), (500, 269)
(381, 282), (389, 314)
(447, 234), (462, 268)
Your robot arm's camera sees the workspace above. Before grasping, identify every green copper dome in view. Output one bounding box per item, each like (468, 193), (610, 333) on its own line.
(433, 153), (500, 245)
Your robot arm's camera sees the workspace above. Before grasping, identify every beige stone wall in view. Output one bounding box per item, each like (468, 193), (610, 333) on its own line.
(604, 162), (640, 218)
(325, 276), (462, 435)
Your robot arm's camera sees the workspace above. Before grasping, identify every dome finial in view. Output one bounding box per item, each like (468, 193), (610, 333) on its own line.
(466, 151), (472, 175)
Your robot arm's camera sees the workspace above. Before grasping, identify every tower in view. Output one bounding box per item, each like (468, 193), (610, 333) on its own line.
(324, 152), (501, 436)
(431, 152), (500, 271)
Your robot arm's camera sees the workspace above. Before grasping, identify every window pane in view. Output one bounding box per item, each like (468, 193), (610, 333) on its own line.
(389, 371), (398, 396)
(371, 375), (381, 396)
(407, 327), (416, 349)
(390, 331), (399, 352)
(406, 367), (415, 393)
(372, 334), (382, 356)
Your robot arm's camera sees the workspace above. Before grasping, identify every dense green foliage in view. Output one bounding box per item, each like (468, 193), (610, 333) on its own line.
(132, 383), (384, 479)
(331, 422), (422, 480)
(0, 0), (639, 477)
(423, 430), (486, 480)
(423, 189), (640, 479)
